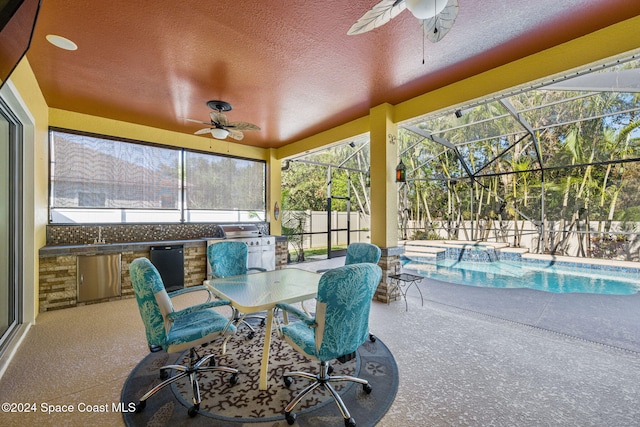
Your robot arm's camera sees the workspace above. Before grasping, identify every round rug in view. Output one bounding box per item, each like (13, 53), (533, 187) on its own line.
(121, 323), (398, 427)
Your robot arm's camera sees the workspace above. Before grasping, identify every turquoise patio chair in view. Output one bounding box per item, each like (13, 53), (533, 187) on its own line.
(207, 241), (267, 338)
(130, 257), (239, 418)
(344, 242), (381, 265)
(316, 242), (381, 342)
(276, 263), (382, 427)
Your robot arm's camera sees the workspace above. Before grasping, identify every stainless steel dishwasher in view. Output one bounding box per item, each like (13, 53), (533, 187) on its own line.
(77, 254), (122, 302)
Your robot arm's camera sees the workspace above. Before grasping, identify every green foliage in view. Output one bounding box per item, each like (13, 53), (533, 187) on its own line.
(412, 230), (443, 240)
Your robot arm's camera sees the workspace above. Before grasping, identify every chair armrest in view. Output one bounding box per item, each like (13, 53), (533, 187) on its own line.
(167, 299), (232, 321)
(168, 285), (212, 302)
(275, 302), (316, 327)
(248, 267), (267, 273)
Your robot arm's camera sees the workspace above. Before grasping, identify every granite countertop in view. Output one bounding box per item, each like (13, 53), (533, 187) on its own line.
(39, 238), (213, 257)
(39, 235), (287, 257)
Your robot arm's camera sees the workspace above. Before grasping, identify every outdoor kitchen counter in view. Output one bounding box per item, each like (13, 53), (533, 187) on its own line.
(39, 238), (209, 257)
(39, 235), (287, 257)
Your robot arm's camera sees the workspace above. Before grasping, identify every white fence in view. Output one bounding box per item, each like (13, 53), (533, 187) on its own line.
(285, 212), (640, 261)
(405, 219), (640, 261)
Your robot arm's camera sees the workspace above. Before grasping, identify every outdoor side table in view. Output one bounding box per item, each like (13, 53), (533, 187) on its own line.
(388, 272), (424, 311)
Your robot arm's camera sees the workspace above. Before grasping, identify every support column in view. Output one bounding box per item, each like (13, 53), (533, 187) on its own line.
(369, 103), (402, 302)
(267, 148), (282, 236)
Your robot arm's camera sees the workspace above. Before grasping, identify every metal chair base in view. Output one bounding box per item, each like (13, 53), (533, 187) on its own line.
(135, 347), (238, 417)
(282, 360), (371, 426)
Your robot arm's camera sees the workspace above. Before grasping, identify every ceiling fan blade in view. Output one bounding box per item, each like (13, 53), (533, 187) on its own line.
(194, 128), (213, 135)
(423, 0), (458, 43)
(228, 121), (261, 131)
(347, 0), (406, 35)
(210, 111), (229, 126)
(227, 129), (245, 140)
(183, 117), (211, 126)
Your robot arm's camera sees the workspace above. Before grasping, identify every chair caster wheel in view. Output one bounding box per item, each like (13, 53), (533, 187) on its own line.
(328, 365), (334, 374)
(230, 373), (239, 385)
(345, 417), (356, 427)
(260, 318), (266, 327)
(135, 400), (146, 413)
(208, 357), (217, 367)
(363, 383), (372, 394)
(188, 404), (199, 417)
(284, 376), (293, 387)
(285, 411), (296, 425)
(248, 331), (255, 340)
(369, 333), (376, 342)
(159, 368), (169, 380)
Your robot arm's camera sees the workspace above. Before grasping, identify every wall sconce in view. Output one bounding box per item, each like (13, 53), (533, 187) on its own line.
(396, 160), (406, 183)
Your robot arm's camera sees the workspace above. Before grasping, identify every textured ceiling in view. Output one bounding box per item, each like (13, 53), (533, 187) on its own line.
(26, 0), (640, 149)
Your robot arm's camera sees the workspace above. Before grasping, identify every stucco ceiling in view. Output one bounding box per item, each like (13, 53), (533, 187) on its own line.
(26, 0), (640, 149)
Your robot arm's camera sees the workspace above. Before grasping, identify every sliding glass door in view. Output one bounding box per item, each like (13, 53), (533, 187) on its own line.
(0, 100), (21, 351)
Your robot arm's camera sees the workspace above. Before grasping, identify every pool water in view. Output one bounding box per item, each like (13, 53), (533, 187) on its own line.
(403, 258), (640, 295)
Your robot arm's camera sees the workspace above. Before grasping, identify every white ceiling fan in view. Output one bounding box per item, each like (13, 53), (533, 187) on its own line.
(185, 100), (260, 141)
(348, 0), (459, 42)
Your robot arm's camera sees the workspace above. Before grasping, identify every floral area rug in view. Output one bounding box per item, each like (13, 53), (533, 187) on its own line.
(121, 317), (398, 427)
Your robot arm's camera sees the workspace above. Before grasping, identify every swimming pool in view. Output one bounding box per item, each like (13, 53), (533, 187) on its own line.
(402, 258), (640, 295)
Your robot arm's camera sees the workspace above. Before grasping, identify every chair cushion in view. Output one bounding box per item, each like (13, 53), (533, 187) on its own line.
(207, 241), (248, 278)
(166, 308), (235, 353)
(281, 321), (318, 360)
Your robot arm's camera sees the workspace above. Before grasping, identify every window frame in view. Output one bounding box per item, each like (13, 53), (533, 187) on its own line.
(48, 128), (267, 224)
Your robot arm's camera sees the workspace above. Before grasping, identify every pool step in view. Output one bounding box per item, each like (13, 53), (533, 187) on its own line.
(402, 242), (445, 262)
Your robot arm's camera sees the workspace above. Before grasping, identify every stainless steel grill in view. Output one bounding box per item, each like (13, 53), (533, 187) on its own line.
(206, 224), (276, 278)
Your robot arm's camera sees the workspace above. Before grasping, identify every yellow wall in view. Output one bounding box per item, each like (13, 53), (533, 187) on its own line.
(275, 116), (369, 160)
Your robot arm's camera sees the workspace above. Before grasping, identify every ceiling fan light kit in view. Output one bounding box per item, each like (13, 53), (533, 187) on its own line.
(405, 0), (447, 19)
(211, 128), (230, 139)
(347, 0), (458, 39)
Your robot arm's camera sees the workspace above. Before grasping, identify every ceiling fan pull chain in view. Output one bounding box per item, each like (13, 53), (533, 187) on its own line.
(422, 21), (425, 65)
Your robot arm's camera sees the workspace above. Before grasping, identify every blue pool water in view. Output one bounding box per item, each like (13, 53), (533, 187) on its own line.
(403, 258), (640, 295)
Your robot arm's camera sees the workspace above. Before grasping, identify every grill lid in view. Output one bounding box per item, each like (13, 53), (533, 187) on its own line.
(219, 224), (261, 238)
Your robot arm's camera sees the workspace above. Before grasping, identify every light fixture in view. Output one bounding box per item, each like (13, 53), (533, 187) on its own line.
(46, 34), (78, 51)
(211, 128), (230, 139)
(396, 160), (406, 183)
(405, 0), (448, 20)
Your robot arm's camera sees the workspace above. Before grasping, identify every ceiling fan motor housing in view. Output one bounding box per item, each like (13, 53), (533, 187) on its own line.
(206, 100), (232, 111)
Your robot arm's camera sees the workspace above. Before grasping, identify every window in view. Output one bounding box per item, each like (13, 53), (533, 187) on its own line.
(49, 130), (266, 223)
(184, 151), (266, 222)
(0, 97), (22, 351)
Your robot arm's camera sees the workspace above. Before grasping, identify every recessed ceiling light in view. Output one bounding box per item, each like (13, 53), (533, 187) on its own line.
(46, 34), (77, 51)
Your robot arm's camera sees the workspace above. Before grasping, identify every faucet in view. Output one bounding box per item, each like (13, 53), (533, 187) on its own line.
(94, 226), (106, 244)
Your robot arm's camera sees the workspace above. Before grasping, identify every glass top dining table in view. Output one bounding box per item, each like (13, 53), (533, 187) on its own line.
(204, 268), (321, 390)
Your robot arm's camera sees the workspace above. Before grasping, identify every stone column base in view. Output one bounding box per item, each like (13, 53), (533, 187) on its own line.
(374, 246), (403, 303)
